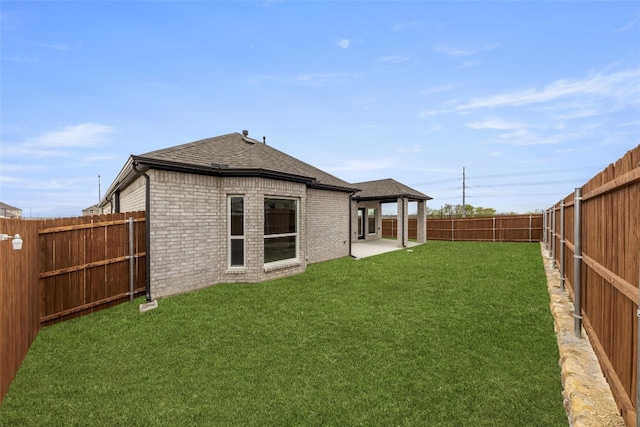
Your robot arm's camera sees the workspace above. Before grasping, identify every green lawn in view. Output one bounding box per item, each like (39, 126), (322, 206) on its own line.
(0, 241), (567, 426)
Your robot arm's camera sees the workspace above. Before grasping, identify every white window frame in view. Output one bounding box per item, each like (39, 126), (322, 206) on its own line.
(264, 197), (299, 267)
(228, 195), (245, 269)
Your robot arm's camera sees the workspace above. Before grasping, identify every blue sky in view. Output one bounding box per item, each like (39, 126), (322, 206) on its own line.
(1, 1), (639, 218)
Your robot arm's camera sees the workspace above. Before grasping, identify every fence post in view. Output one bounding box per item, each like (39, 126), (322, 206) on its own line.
(551, 206), (556, 266)
(637, 264), (640, 427)
(451, 218), (454, 242)
(560, 201), (565, 291)
(492, 217), (496, 242)
(543, 210), (548, 247)
(573, 188), (582, 338)
(129, 217), (135, 303)
(528, 214), (532, 243)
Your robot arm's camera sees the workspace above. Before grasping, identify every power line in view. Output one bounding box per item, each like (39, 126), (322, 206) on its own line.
(410, 165), (604, 187)
(467, 179), (584, 189)
(467, 165), (603, 180)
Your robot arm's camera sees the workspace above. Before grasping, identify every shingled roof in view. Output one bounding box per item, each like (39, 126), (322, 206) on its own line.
(351, 178), (431, 202)
(132, 132), (357, 192)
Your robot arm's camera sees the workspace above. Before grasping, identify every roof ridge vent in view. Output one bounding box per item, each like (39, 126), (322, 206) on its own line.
(241, 130), (259, 144)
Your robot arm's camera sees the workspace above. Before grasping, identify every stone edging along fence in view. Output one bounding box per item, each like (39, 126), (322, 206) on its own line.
(545, 145), (639, 427)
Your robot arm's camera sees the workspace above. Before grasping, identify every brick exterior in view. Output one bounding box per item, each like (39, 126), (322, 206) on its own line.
(306, 188), (350, 263)
(351, 200), (381, 242)
(146, 170), (316, 298)
(120, 177), (146, 212)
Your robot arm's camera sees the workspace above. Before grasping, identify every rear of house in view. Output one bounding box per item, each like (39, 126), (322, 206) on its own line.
(102, 132), (356, 298)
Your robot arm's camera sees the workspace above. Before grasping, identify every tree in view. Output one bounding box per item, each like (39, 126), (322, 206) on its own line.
(428, 204), (498, 218)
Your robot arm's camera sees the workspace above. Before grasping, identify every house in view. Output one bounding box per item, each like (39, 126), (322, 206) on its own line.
(0, 202), (22, 218)
(82, 204), (101, 216)
(101, 131), (430, 300)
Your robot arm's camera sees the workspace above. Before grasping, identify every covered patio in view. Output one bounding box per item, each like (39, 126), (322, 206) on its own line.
(351, 239), (420, 258)
(351, 178), (432, 248)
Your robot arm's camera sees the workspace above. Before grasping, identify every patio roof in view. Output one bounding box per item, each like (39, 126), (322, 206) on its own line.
(351, 178), (432, 203)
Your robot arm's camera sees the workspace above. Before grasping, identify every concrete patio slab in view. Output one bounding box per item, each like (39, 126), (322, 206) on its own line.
(351, 239), (420, 258)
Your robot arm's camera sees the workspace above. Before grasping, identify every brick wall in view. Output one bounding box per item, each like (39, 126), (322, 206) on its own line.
(351, 200), (382, 242)
(147, 171), (311, 298)
(120, 176), (146, 212)
(306, 188), (350, 263)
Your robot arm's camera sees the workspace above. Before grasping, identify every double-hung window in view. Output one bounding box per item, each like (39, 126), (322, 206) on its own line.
(264, 198), (298, 264)
(229, 196), (245, 268)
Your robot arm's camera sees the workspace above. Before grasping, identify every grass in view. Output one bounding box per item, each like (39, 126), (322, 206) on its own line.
(0, 241), (566, 426)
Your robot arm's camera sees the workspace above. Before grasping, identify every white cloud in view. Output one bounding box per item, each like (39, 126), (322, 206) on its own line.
(2, 123), (117, 158)
(338, 39), (350, 49)
(380, 55), (412, 64)
(30, 123), (117, 148)
(466, 118), (526, 130)
(457, 68), (640, 111)
(392, 20), (422, 32)
(612, 14), (640, 33)
(396, 145), (422, 153)
(29, 40), (84, 51)
(325, 159), (398, 173)
(435, 43), (498, 57)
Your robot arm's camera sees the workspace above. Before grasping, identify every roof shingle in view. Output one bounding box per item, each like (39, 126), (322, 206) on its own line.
(351, 178), (431, 201)
(135, 132), (357, 192)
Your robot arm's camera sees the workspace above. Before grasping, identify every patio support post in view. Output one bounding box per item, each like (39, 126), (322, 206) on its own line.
(397, 197), (408, 247)
(416, 200), (426, 243)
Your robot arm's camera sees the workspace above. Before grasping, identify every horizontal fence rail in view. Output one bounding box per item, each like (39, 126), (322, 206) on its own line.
(382, 215), (543, 243)
(1, 211), (146, 404)
(546, 145), (639, 427)
(39, 212), (147, 326)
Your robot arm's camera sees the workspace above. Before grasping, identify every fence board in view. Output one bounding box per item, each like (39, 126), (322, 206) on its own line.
(0, 218), (41, 404)
(39, 212), (146, 325)
(382, 215), (542, 242)
(548, 145), (639, 426)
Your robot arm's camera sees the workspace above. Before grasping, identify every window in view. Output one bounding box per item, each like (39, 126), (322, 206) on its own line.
(264, 198), (298, 264)
(229, 196), (245, 267)
(368, 208), (376, 234)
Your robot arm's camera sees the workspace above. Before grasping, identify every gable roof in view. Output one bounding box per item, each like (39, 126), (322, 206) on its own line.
(0, 202), (20, 211)
(351, 178), (431, 202)
(114, 132), (357, 194)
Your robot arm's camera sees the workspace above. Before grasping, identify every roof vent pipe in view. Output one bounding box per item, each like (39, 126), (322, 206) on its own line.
(263, 136), (266, 145)
(242, 130), (249, 136)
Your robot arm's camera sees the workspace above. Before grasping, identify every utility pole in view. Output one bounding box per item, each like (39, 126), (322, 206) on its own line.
(462, 167), (466, 218)
(98, 175), (101, 203)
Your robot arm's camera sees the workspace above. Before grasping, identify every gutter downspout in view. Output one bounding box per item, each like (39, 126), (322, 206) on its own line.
(348, 191), (358, 258)
(132, 162), (152, 302)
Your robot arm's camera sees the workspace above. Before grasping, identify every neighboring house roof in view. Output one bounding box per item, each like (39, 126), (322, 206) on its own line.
(113, 132), (358, 194)
(351, 178), (432, 202)
(0, 201), (22, 217)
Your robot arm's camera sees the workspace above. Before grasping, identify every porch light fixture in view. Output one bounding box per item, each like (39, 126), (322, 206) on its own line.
(0, 233), (23, 250)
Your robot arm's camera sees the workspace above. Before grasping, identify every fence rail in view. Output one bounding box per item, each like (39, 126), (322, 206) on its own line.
(1, 212), (146, 403)
(382, 215), (543, 242)
(546, 145), (639, 427)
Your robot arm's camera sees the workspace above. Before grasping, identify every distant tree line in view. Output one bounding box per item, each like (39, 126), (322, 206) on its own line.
(426, 204), (544, 218)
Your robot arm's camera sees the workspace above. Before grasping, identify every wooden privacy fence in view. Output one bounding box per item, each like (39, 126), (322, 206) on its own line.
(1, 211), (146, 404)
(382, 215), (543, 242)
(0, 217), (40, 408)
(39, 212), (147, 326)
(545, 145), (639, 427)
